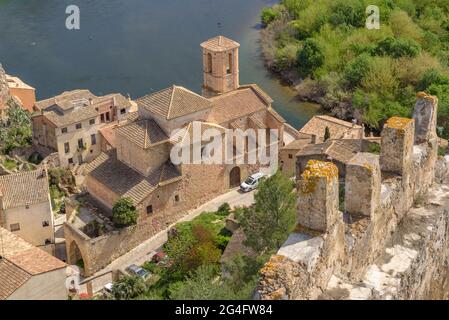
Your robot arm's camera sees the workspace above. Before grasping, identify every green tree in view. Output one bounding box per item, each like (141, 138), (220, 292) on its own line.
(261, 7), (277, 26)
(239, 171), (297, 253)
(0, 103), (32, 154)
(297, 39), (324, 77)
(111, 275), (146, 300)
(168, 265), (253, 300)
(324, 126), (331, 142)
(112, 198), (138, 228)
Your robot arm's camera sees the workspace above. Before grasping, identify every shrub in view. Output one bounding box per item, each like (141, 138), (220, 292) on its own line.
(112, 198), (138, 228)
(297, 38), (324, 77)
(343, 54), (372, 88)
(371, 36), (421, 58)
(112, 275), (146, 300)
(217, 202), (231, 216)
(261, 7), (278, 26)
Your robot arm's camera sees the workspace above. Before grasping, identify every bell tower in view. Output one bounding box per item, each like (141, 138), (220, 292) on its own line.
(201, 36), (240, 98)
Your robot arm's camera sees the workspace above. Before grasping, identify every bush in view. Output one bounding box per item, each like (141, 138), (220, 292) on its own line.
(371, 36), (421, 58)
(217, 202), (231, 216)
(344, 53), (372, 88)
(297, 39), (324, 77)
(112, 276), (146, 300)
(261, 7), (278, 26)
(112, 198), (138, 228)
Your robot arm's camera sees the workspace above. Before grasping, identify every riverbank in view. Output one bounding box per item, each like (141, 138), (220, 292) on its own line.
(258, 1), (449, 137)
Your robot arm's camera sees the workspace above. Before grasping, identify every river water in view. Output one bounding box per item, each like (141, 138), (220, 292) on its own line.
(0, 0), (317, 128)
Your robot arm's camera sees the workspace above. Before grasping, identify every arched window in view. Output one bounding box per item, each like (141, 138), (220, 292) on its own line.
(207, 53), (213, 74)
(227, 53), (233, 74)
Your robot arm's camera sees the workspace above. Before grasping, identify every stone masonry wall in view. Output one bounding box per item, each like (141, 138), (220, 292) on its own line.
(256, 93), (444, 300)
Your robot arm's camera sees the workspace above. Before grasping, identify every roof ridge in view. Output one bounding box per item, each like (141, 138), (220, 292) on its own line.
(167, 85), (177, 119)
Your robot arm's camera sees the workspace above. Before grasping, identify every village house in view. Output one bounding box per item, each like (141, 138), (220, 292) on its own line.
(0, 64), (36, 115)
(32, 90), (137, 168)
(5, 74), (36, 112)
(63, 36), (290, 276)
(279, 116), (365, 177)
(0, 227), (67, 300)
(0, 168), (55, 254)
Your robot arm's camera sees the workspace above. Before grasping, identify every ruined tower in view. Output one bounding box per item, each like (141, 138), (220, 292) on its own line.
(201, 36), (240, 98)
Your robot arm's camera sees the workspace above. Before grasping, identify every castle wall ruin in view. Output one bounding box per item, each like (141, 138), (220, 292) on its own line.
(256, 93), (449, 300)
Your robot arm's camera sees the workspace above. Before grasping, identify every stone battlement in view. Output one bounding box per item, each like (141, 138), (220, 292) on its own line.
(256, 94), (449, 300)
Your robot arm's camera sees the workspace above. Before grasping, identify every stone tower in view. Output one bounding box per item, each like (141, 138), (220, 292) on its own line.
(201, 36), (240, 98)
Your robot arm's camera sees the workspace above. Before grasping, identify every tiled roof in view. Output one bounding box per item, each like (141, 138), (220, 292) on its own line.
(0, 259), (31, 300)
(171, 121), (226, 146)
(0, 227), (66, 300)
(208, 86), (270, 124)
(34, 89), (96, 111)
(99, 124), (118, 149)
(5, 247), (66, 275)
(282, 138), (312, 150)
(85, 151), (182, 204)
(200, 36), (240, 52)
(136, 86), (211, 120)
(0, 169), (49, 210)
(116, 119), (169, 149)
(35, 90), (132, 127)
(296, 139), (362, 164)
(299, 115), (361, 141)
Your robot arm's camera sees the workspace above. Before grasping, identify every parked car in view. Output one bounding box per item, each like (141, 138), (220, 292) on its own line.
(240, 172), (264, 192)
(126, 264), (150, 280)
(151, 251), (167, 264)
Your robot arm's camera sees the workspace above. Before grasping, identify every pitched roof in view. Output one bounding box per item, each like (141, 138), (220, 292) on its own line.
(201, 36), (240, 52)
(0, 169), (50, 210)
(282, 137), (312, 150)
(34, 89), (96, 111)
(296, 139), (362, 164)
(5, 247), (66, 275)
(116, 119), (169, 149)
(299, 115), (362, 140)
(0, 227), (66, 300)
(136, 86), (211, 120)
(171, 121), (227, 146)
(85, 151), (182, 204)
(0, 259), (31, 300)
(208, 86), (271, 124)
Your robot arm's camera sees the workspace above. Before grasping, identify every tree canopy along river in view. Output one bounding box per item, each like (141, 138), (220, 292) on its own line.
(0, 0), (317, 128)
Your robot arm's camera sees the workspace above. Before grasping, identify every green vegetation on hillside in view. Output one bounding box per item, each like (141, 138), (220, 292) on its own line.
(261, 0), (449, 136)
(0, 102), (32, 153)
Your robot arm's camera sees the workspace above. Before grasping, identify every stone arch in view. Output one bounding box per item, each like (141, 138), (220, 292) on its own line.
(229, 166), (241, 188)
(68, 241), (87, 276)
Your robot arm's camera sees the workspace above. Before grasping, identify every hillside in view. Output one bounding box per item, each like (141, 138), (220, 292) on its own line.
(260, 0), (449, 136)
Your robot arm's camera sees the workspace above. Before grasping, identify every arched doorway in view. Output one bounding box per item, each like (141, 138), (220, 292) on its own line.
(68, 241), (86, 276)
(229, 167), (241, 188)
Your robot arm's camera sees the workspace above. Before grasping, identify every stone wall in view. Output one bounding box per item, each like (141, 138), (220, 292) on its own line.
(256, 93), (446, 300)
(0, 64), (10, 107)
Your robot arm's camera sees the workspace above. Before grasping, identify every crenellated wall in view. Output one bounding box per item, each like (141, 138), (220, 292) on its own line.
(256, 93), (447, 300)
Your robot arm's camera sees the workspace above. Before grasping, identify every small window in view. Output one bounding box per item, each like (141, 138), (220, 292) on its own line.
(146, 205), (153, 215)
(64, 142), (70, 154)
(78, 138), (84, 149)
(100, 114), (105, 123)
(120, 108), (126, 115)
(106, 112), (110, 122)
(89, 119), (95, 125)
(25, 205), (30, 209)
(62, 127), (68, 134)
(174, 195), (180, 202)
(68, 158), (74, 164)
(76, 123), (82, 130)
(42, 221), (50, 227)
(10, 223), (20, 232)
(44, 239), (52, 245)
(288, 154), (293, 159)
(91, 134), (97, 145)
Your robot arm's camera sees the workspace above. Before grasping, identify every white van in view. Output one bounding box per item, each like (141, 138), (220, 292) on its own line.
(240, 172), (264, 192)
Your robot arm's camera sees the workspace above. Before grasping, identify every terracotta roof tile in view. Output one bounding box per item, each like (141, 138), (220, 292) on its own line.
(85, 151), (181, 204)
(208, 86), (270, 124)
(6, 247), (66, 275)
(299, 115), (361, 141)
(200, 36), (240, 52)
(116, 119), (169, 149)
(136, 86), (211, 120)
(0, 169), (50, 210)
(296, 139), (362, 164)
(0, 259), (31, 300)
